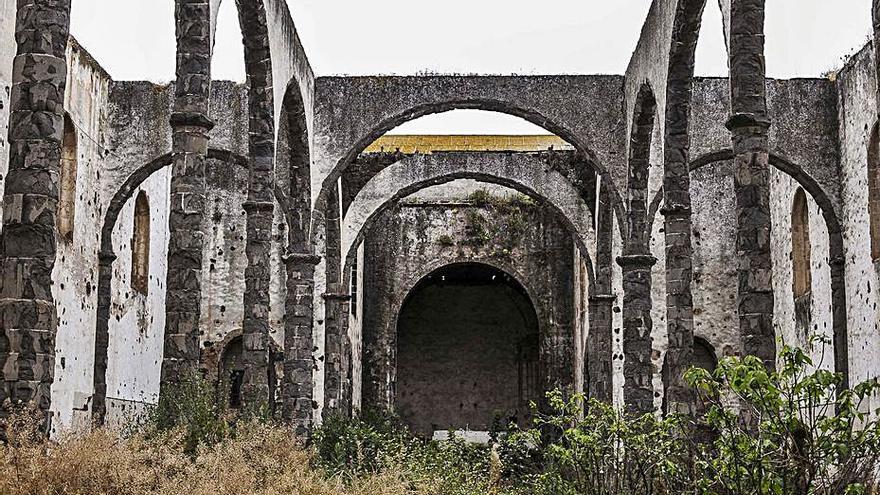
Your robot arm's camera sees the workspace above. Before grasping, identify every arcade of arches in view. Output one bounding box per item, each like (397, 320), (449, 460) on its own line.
(2, 0), (880, 439)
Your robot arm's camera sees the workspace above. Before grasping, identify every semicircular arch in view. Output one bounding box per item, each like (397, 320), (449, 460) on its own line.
(340, 152), (597, 293)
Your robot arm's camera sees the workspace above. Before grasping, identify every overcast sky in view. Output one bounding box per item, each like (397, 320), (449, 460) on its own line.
(69, 0), (873, 134)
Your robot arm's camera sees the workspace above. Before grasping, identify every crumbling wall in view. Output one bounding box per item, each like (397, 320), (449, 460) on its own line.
(0, 0), (14, 224)
(105, 168), (170, 426)
(769, 169), (834, 367)
(836, 42), (880, 406)
(50, 41), (113, 435)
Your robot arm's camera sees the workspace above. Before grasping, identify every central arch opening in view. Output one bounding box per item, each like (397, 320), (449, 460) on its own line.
(395, 262), (540, 437)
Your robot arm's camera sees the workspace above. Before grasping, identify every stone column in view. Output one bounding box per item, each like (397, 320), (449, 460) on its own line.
(0, 0), (72, 422)
(323, 289), (352, 416)
(727, 0), (773, 368)
(587, 183), (616, 403)
(322, 185), (351, 416)
(660, 204), (695, 414)
(659, 2), (704, 416)
(617, 253), (657, 415)
(281, 252), (320, 437)
(161, 0), (214, 386)
(238, 0), (275, 411)
(91, 250), (116, 423)
(241, 199), (274, 408)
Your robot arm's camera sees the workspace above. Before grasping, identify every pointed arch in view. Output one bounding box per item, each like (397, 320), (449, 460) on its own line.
(625, 83), (657, 253)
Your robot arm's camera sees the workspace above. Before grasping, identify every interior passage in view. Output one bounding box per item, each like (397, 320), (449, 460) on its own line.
(396, 263), (540, 436)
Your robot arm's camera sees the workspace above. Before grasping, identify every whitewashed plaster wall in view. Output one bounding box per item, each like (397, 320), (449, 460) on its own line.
(105, 170), (171, 427)
(50, 42), (113, 436)
(769, 168), (834, 369)
(836, 43), (880, 413)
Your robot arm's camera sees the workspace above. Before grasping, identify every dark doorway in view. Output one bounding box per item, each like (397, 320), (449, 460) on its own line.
(396, 263), (540, 436)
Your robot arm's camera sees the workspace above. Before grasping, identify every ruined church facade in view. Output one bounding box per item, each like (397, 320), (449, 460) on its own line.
(1, 0), (880, 437)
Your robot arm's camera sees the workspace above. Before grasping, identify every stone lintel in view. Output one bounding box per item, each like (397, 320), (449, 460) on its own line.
(169, 111), (215, 131)
(616, 254), (658, 268)
(725, 112), (771, 131)
(283, 252), (322, 265)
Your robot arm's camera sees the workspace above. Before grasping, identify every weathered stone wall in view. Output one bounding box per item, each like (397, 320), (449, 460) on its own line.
(836, 42), (880, 411)
(359, 185), (578, 414)
(49, 40), (113, 435)
(0, 0), (14, 226)
(768, 167), (835, 366)
(105, 168), (170, 426)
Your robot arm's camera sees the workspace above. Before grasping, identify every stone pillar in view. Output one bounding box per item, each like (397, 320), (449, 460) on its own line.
(0, 0), (71, 423)
(322, 184), (351, 416)
(241, 200), (274, 408)
(617, 253), (657, 415)
(661, 203), (696, 414)
(161, 0), (214, 386)
(587, 183), (616, 403)
(587, 294), (615, 401)
(237, 0), (275, 411)
(829, 253), (849, 390)
(727, 0), (774, 369)
(281, 252), (320, 437)
(659, 1), (704, 415)
(91, 250), (116, 423)
(323, 289), (352, 416)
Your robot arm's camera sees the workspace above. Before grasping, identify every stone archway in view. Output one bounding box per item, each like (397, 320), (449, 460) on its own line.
(394, 262), (540, 437)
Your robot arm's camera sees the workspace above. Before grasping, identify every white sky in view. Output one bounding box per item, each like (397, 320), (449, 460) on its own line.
(69, 0), (873, 135)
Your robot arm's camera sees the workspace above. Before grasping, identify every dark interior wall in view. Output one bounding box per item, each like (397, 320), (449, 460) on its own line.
(360, 196), (576, 426)
(396, 264), (539, 435)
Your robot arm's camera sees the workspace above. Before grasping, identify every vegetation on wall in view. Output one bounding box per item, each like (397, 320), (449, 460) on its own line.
(1, 344), (878, 494)
(452, 189), (539, 257)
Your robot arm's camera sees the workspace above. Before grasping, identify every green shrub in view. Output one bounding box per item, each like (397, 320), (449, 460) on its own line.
(686, 341), (880, 494)
(146, 372), (232, 454)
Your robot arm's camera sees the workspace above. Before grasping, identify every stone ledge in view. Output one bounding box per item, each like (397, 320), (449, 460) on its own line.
(169, 111), (215, 130)
(588, 294), (617, 303)
(616, 254), (658, 268)
(242, 200), (275, 213)
(322, 292), (352, 301)
(725, 112), (771, 131)
(282, 252), (322, 265)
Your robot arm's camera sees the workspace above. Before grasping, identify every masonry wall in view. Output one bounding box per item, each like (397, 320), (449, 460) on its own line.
(359, 186), (579, 418)
(50, 42), (113, 435)
(836, 42), (880, 411)
(105, 168), (170, 425)
(769, 169), (835, 366)
(0, 0), (14, 229)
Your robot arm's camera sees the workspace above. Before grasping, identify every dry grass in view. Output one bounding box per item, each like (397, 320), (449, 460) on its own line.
(0, 411), (413, 495)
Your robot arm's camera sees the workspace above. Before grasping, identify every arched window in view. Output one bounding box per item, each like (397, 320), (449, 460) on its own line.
(131, 191), (150, 295)
(692, 337), (718, 374)
(58, 113), (77, 241)
(220, 336), (244, 409)
(791, 188), (812, 299)
(868, 122), (880, 261)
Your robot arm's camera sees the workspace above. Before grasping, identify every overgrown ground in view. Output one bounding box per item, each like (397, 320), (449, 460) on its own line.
(2, 343), (879, 494)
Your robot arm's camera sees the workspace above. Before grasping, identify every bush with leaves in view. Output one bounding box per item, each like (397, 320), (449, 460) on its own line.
(496, 391), (694, 494)
(686, 341), (880, 494)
